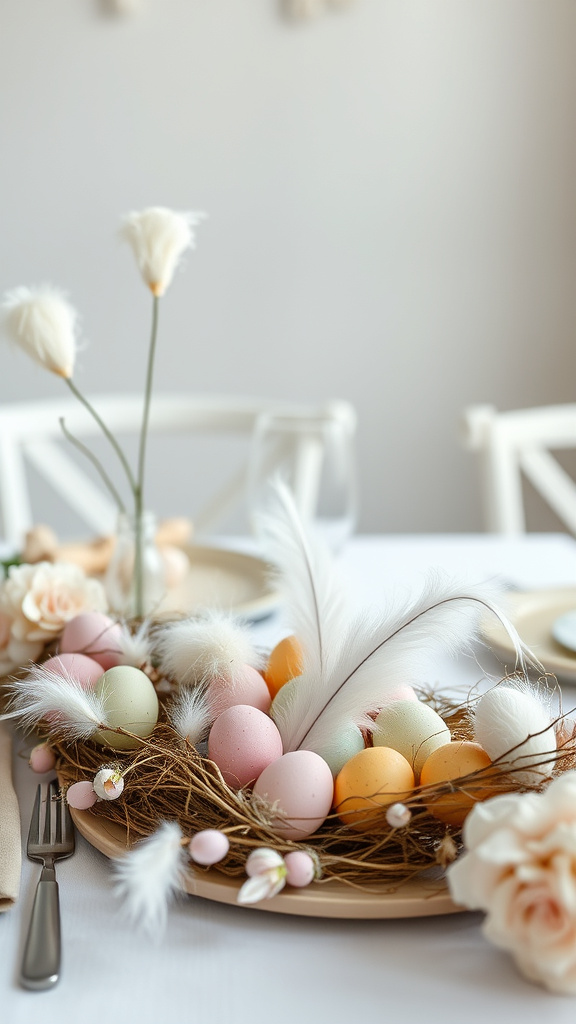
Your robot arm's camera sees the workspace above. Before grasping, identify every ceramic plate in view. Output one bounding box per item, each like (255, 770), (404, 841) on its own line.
(71, 808), (462, 920)
(482, 587), (576, 682)
(153, 545), (278, 620)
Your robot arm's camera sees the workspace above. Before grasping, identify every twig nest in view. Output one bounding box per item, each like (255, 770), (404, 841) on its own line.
(334, 746), (414, 831)
(372, 700), (451, 778)
(252, 750), (334, 839)
(473, 684), (557, 786)
(93, 768), (124, 800)
(208, 705), (283, 788)
(189, 830), (230, 866)
(66, 780), (98, 809)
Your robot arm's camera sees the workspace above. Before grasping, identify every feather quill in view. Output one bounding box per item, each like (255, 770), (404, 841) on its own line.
(113, 821), (185, 936)
(0, 663), (109, 740)
(259, 481), (543, 759)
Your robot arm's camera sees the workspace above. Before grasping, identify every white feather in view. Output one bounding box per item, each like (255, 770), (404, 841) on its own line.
(0, 663), (109, 740)
(113, 821), (185, 936)
(258, 482), (542, 758)
(168, 686), (214, 746)
(256, 479), (350, 681)
(155, 610), (263, 686)
(118, 619), (153, 668)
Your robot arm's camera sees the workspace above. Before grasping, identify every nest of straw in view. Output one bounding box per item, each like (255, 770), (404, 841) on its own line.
(51, 684), (576, 890)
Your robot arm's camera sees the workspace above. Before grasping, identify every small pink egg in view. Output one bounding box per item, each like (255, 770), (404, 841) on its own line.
(60, 612), (123, 670)
(29, 743), (56, 774)
(189, 829), (230, 866)
(252, 750), (334, 840)
(380, 685), (418, 705)
(66, 781), (98, 809)
(43, 652), (104, 690)
(208, 705), (283, 789)
(285, 850), (315, 888)
(207, 666), (271, 715)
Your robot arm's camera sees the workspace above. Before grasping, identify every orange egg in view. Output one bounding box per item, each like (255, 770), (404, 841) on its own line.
(264, 635), (303, 698)
(334, 746), (415, 832)
(420, 740), (496, 827)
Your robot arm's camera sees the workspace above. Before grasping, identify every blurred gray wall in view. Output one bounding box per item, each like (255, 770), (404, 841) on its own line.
(1, 0), (576, 538)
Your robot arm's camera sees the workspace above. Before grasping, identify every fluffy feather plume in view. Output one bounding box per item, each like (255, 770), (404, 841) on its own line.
(113, 821), (185, 936)
(118, 620), (153, 668)
(155, 610), (263, 687)
(259, 481), (542, 758)
(256, 479), (349, 682)
(0, 663), (110, 740)
(167, 686), (214, 746)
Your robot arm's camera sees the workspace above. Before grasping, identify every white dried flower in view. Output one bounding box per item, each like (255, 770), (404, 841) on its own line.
(120, 207), (204, 297)
(237, 848), (287, 905)
(385, 802), (412, 829)
(2, 285), (79, 379)
(0, 561), (108, 643)
(448, 773), (576, 994)
(93, 768), (124, 800)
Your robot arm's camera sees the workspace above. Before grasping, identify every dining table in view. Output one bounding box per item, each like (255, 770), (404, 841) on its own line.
(3, 531), (576, 1024)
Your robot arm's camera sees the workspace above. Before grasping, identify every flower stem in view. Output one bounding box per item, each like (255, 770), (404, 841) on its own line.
(133, 294), (160, 618)
(64, 378), (137, 493)
(59, 417), (126, 514)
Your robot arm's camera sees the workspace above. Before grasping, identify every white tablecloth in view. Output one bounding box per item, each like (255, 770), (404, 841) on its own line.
(4, 533), (576, 1023)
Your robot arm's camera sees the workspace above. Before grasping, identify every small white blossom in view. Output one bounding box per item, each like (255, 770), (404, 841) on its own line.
(120, 207), (204, 297)
(2, 285), (78, 379)
(237, 848), (287, 905)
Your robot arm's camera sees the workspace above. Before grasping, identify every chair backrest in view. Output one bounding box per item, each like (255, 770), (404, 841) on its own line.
(461, 403), (576, 534)
(0, 393), (357, 547)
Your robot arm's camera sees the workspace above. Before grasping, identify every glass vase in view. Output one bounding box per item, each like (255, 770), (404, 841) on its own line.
(105, 510), (165, 618)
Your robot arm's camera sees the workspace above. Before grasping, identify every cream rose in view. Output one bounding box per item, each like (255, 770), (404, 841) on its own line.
(0, 561), (108, 643)
(448, 772), (576, 994)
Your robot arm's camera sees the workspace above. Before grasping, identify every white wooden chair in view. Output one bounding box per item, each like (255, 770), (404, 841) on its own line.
(461, 403), (576, 534)
(0, 394), (357, 548)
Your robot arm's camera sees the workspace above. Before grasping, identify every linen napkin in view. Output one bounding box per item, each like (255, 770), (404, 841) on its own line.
(0, 721), (21, 910)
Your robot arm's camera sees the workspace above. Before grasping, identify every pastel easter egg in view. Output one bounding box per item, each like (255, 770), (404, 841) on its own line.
(252, 750), (334, 840)
(60, 612), (123, 670)
(372, 700), (451, 779)
(284, 850), (315, 888)
(420, 740), (496, 826)
(264, 635), (303, 698)
(189, 830), (230, 866)
(66, 781), (98, 809)
(315, 724), (365, 777)
(207, 665), (271, 715)
(334, 746), (415, 831)
(43, 652), (104, 689)
(29, 743), (56, 774)
(208, 705), (283, 789)
(92, 665), (159, 750)
(473, 685), (556, 786)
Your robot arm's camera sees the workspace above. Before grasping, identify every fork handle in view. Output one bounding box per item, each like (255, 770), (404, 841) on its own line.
(20, 874), (61, 990)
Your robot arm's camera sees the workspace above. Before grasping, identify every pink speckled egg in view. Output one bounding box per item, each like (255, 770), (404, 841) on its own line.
(60, 612), (123, 670)
(252, 750), (334, 840)
(43, 652), (104, 690)
(208, 705), (283, 789)
(66, 781), (98, 809)
(207, 665), (271, 716)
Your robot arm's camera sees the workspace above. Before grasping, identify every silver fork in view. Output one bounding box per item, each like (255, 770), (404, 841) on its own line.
(20, 780), (75, 990)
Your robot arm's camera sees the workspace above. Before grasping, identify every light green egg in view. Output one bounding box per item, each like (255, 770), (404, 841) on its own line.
(315, 725), (365, 776)
(92, 665), (159, 750)
(372, 700), (450, 777)
(269, 677), (299, 725)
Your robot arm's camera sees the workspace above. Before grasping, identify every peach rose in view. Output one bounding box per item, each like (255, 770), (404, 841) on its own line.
(448, 772), (576, 994)
(0, 561), (108, 643)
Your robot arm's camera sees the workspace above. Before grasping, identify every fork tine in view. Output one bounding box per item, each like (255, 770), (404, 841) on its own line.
(28, 784), (42, 846)
(42, 782), (53, 845)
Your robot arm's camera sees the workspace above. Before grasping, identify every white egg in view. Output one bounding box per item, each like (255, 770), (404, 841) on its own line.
(474, 684), (556, 786)
(372, 699), (451, 778)
(92, 666), (159, 750)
